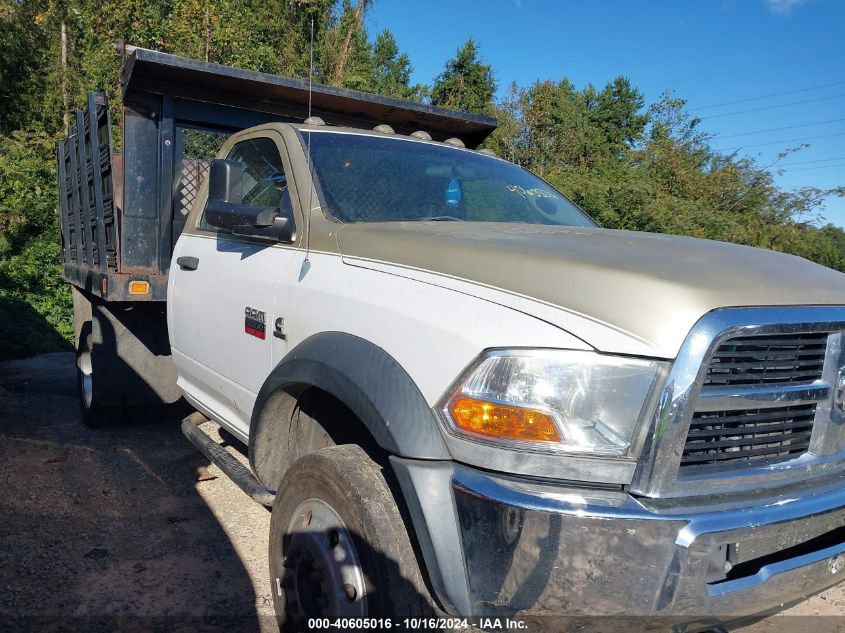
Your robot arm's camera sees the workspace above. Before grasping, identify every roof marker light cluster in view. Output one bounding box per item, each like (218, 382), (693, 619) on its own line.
(297, 120), (496, 157)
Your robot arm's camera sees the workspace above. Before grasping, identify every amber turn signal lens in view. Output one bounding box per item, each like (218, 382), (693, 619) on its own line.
(449, 396), (561, 443)
(128, 280), (150, 296)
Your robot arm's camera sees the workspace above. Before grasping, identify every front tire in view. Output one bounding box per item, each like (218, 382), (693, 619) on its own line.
(269, 445), (433, 631)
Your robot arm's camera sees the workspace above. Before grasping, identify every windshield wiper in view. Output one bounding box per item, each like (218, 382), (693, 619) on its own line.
(417, 215), (464, 221)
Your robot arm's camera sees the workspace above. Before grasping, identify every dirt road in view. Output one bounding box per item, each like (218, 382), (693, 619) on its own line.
(1, 353), (845, 632)
(0, 353), (274, 631)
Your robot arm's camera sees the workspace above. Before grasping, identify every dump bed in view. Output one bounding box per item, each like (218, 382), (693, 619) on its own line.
(58, 47), (498, 302)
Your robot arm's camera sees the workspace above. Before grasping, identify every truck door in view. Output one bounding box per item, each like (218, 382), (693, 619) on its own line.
(169, 131), (299, 438)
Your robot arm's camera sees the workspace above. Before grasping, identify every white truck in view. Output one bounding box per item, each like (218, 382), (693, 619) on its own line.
(60, 47), (845, 631)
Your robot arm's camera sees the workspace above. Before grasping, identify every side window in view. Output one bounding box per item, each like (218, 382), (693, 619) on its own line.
(200, 136), (290, 231)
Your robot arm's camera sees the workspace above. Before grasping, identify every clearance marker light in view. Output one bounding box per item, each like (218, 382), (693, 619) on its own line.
(128, 280), (150, 296)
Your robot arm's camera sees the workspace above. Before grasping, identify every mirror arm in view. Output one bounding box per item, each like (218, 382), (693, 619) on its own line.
(253, 206), (280, 227)
(231, 218), (295, 243)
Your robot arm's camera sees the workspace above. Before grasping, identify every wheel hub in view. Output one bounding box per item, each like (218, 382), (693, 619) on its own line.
(78, 351), (93, 408)
(279, 498), (367, 618)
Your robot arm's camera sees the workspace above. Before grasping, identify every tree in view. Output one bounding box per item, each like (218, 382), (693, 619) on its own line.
(0, 0), (51, 134)
(371, 29), (420, 100)
(485, 82), (525, 163)
(591, 76), (648, 148)
(430, 38), (495, 115)
(319, 0), (373, 90)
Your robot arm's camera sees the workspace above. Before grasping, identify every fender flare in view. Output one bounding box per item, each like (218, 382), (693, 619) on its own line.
(249, 331), (449, 486)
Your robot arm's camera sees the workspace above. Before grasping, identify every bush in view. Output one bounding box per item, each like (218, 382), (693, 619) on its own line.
(0, 129), (73, 358)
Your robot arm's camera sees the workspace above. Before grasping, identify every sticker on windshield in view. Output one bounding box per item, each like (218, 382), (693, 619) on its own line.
(506, 185), (560, 199)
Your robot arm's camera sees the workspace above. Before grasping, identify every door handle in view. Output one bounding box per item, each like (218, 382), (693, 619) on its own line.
(176, 256), (199, 271)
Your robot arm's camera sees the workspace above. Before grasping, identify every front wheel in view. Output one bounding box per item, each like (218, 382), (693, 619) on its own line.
(269, 445), (434, 631)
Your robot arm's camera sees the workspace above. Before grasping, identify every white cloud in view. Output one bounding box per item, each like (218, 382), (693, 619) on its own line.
(765, 0), (811, 15)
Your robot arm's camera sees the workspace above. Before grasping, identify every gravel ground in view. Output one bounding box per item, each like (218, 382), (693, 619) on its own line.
(0, 353), (275, 632)
(1, 352), (845, 632)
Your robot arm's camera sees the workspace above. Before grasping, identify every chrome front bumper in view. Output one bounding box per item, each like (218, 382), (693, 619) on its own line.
(392, 459), (845, 624)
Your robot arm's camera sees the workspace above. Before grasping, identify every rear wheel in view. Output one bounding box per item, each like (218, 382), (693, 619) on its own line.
(76, 321), (112, 427)
(269, 444), (433, 631)
(72, 288), (185, 427)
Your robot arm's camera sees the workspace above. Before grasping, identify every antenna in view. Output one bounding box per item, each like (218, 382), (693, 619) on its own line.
(304, 16), (315, 263)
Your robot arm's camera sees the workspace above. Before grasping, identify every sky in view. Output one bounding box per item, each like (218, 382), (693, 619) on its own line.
(367, 0), (845, 228)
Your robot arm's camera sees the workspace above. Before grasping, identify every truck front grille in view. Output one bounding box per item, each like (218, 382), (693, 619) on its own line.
(682, 404), (817, 467)
(704, 332), (827, 387)
(682, 331), (830, 471)
(628, 309), (845, 497)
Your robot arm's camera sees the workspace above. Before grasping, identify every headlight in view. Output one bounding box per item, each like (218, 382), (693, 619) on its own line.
(441, 350), (664, 457)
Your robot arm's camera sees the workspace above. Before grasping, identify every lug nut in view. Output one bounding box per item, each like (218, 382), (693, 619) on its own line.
(343, 583), (357, 602)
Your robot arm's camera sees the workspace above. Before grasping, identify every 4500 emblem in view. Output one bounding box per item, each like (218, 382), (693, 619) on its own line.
(244, 307), (267, 340)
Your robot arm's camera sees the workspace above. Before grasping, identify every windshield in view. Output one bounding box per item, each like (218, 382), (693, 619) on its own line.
(301, 130), (595, 226)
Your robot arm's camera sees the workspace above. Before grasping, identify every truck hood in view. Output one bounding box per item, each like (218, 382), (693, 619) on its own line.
(335, 222), (845, 357)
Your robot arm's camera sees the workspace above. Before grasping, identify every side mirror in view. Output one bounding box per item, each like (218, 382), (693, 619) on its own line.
(208, 159), (243, 204)
(205, 159), (296, 243)
(205, 159), (293, 241)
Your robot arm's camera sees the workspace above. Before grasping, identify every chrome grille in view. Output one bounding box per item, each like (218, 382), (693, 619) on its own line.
(682, 404), (816, 467)
(705, 332), (827, 387)
(682, 330), (832, 472)
(629, 307), (845, 498)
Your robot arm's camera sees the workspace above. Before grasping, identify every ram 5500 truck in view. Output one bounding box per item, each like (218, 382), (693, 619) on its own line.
(59, 46), (845, 631)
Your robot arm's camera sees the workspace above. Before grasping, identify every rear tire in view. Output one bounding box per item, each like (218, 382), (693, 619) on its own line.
(72, 288), (185, 427)
(269, 445), (433, 631)
(76, 321), (112, 428)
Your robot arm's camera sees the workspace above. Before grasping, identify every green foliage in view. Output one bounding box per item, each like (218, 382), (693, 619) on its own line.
(0, 291), (72, 361)
(371, 30), (424, 100)
(0, 129), (58, 253)
(0, 237), (73, 345)
(487, 83), (845, 271)
(0, 0), (49, 134)
(592, 77), (649, 149)
(0, 127), (72, 358)
(0, 0), (843, 360)
(319, 0), (372, 90)
(431, 38), (496, 115)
